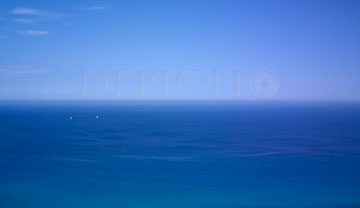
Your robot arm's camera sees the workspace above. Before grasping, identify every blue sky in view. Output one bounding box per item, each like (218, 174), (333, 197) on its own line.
(1, 0), (360, 100)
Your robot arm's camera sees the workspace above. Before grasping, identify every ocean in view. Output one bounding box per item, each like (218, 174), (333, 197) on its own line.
(0, 101), (360, 208)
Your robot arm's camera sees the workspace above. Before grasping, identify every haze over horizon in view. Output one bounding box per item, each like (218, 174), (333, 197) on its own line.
(1, 0), (360, 100)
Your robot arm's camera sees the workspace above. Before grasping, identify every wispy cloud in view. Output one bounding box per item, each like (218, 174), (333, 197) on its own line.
(13, 18), (36, 24)
(10, 7), (61, 37)
(0, 65), (48, 74)
(11, 7), (39, 15)
(87, 6), (106, 10)
(10, 7), (63, 19)
(8, 69), (48, 74)
(20, 30), (49, 36)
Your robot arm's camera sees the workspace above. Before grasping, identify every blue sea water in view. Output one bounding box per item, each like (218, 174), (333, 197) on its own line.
(0, 101), (360, 208)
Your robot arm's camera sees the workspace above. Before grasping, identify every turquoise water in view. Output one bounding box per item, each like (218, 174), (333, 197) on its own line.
(1, 101), (360, 208)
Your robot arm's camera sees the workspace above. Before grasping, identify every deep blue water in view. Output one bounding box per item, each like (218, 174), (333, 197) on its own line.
(1, 101), (360, 208)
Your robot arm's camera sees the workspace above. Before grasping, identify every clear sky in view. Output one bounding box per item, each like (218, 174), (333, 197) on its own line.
(1, 0), (360, 100)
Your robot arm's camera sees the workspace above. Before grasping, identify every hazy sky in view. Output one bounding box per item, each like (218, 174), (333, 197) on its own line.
(1, 0), (360, 100)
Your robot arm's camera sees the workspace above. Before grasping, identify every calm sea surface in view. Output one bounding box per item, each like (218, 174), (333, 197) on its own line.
(1, 101), (360, 208)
